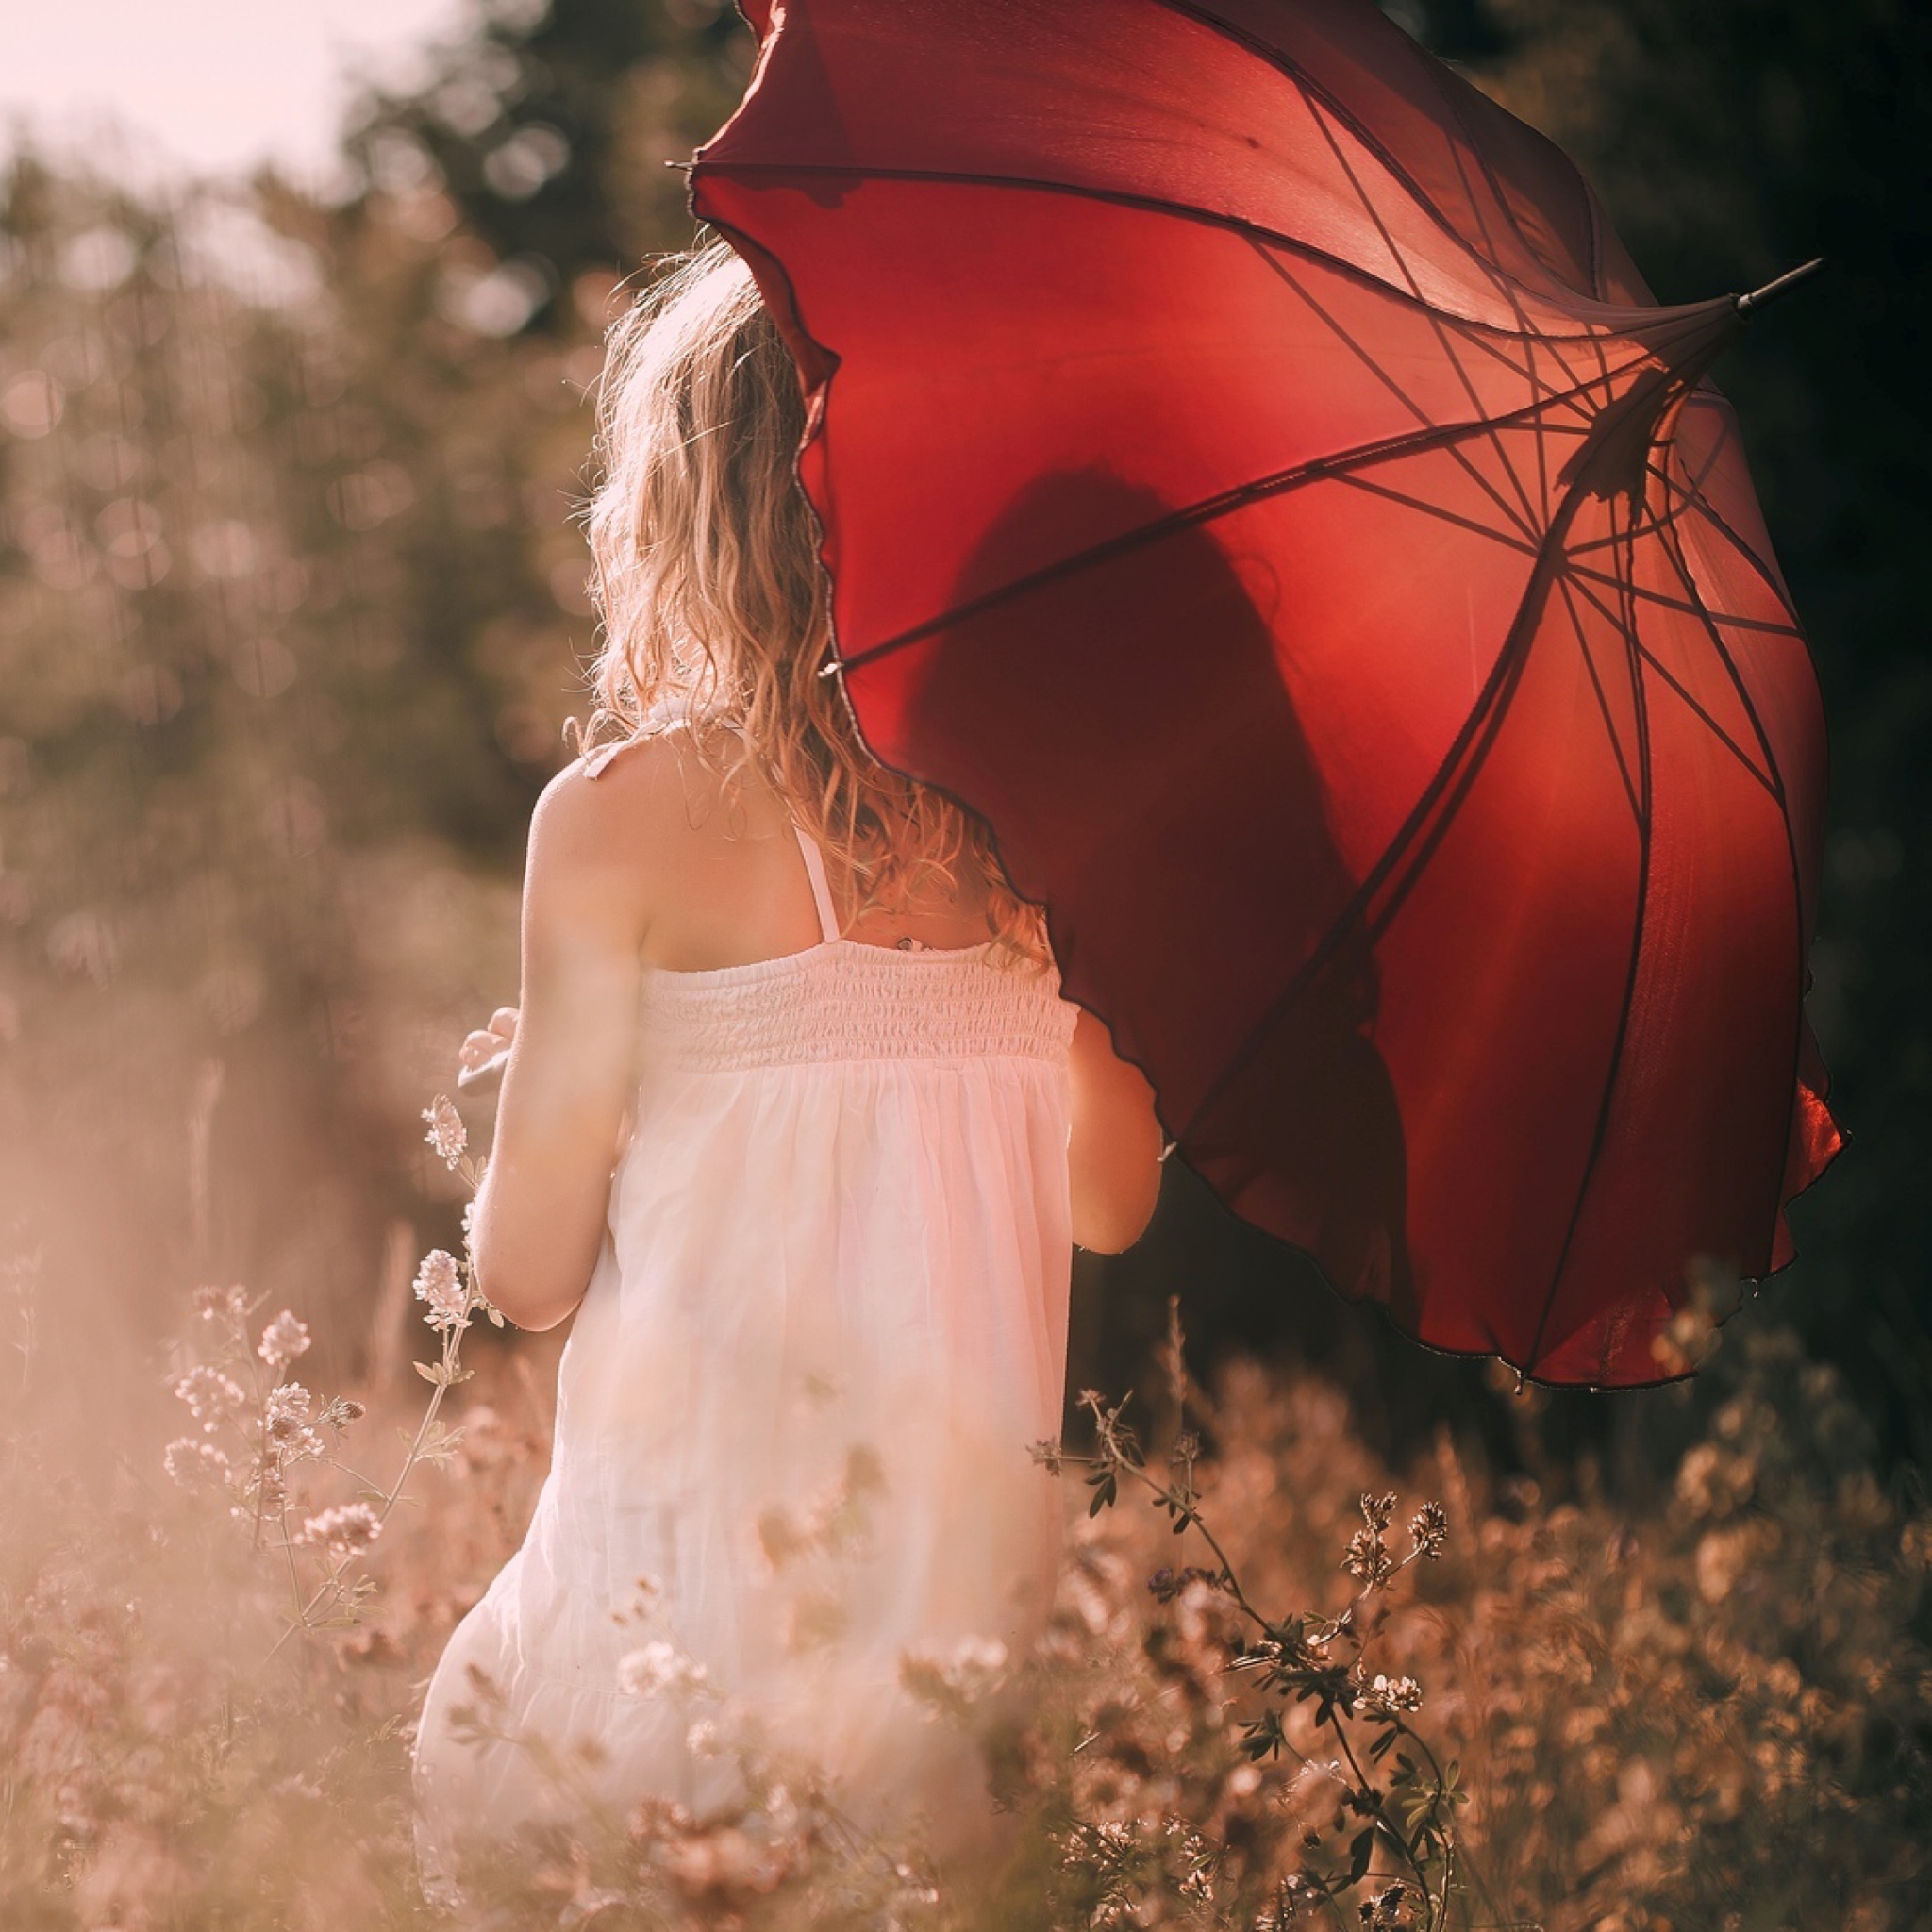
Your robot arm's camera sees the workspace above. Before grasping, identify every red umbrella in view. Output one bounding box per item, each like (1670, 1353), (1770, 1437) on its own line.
(690, 0), (1842, 1387)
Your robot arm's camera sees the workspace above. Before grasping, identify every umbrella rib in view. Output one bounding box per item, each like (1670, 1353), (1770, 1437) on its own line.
(1567, 494), (1697, 558)
(1653, 495), (1819, 1260)
(1649, 515), (1790, 808)
(1524, 492), (1656, 1373)
(1420, 79), (1588, 541)
(838, 349), (1654, 673)
(1304, 86), (1433, 306)
(1251, 224), (1607, 454)
(1658, 403), (1738, 507)
(1292, 75), (1560, 536)
(694, 158), (1646, 349)
(1677, 484), (1805, 625)
(1559, 572), (1782, 796)
(1428, 42), (1624, 325)
(1326, 471), (1536, 555)
(1181, 441), (1619, 1148)
(1554, 574), (1642, 823)
(1146, 0), (1574, 320)
(1245, 241), (1539, 546)
(1563, 409), (1736, 559)
(1566, 565), (1798, 639)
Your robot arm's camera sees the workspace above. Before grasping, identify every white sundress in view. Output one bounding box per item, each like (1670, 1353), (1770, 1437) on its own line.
(411, 755), (1078, 1895)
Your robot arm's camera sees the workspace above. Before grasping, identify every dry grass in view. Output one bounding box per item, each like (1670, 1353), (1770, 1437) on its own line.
(3, 1200), (1926, 1930)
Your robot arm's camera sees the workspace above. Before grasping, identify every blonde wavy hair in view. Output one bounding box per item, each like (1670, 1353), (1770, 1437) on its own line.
(581, 240), (1043, 959)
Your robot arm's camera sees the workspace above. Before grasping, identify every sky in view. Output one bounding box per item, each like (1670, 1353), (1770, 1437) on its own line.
(0, 0), (472, 187)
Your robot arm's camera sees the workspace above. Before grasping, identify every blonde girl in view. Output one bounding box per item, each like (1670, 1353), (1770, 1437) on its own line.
(411, 239), (1161, 1894)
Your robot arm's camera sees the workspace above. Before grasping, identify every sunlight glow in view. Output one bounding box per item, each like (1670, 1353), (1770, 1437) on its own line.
(0, 0), (475, 185)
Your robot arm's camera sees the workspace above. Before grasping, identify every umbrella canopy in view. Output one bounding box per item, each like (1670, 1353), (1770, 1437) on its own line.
(690, 0), (1842, 1387)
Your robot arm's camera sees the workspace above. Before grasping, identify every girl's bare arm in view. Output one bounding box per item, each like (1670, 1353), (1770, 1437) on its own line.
(1067, 1008), (1164, 1253)
(468, 761), (651, 1331)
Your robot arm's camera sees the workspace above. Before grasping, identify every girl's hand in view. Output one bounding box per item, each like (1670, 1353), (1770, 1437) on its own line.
(458, 1007), (519, 1093)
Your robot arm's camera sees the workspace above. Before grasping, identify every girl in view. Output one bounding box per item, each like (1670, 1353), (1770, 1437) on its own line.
(410, 240), (1163, 1897)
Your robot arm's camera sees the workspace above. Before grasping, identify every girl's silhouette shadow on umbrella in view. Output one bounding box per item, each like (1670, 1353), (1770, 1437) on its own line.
(903, 467), (1417, 1327)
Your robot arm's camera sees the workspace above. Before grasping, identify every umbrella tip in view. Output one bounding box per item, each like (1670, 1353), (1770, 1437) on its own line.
(1736, 257), (1827, 317)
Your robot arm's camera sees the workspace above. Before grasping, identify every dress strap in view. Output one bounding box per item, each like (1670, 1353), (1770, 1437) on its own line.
(791, 824), (842, 944)
(582, 739), (635, 780)
(583, 698), (697, 781)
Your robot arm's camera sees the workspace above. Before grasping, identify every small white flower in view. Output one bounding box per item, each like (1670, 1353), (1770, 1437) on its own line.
(193, 1284), (249, 1324)
(164, 1437), (233, 1489)
(618, 1639), (708, 1699)
(265, 1381), (312, 1424)
(413, 1249), (469, 1331)
(172, 1365), (247, 1430)
(261, 1381), (326, 1460)
(422, 1095), (466, 1169)
(1356, 1672), (1424, 1718)
(257, 1309), (310, 1370)
(296, 1502), (383, 1555)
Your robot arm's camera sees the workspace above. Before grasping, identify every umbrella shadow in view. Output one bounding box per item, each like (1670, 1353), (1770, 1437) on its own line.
(905, 468), (1417, 1323)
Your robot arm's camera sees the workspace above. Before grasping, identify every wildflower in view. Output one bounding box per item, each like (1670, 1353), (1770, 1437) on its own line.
(296, 1502), (383, 1555)
(1342, 1526), (1395, 1591)
(1357, 1673), (1424, 1717)
(241, 1461), (290, 1514)
(164, 1438), (232, 1489)
(1148, 1563), (1222, 1604)
(1029, 1437), (1063, 1475)
(618, 1639), (709, 1699)
(422, 1094), (466, 1168)
(413, 1248), (469, 1331)
(265, 1381), (311, 1425)
(264, 1382), (325, 1458)
(1360, 1491), (1397, 1534)
(1408, 1500), (1448, 1559)
(1359, 1881), (1409, 1928)
(171, 1365), (246, 1430)
(257, 1309), (310, 1370)
(193, 1284), (248, 1323)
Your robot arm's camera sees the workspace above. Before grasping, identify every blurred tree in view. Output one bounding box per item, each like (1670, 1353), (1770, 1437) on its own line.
(341, 0), (751, 334)
(1379, 0), (1513, 60)
(0, 3), (754, 1375)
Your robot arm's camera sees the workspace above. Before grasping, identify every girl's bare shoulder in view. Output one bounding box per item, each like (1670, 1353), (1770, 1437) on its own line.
(537, 725), (739, 840)
(521, 734), (702, 933)
(525, 728), (775, 906)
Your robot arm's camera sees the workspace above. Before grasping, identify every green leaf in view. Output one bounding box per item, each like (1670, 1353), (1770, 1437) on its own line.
(1349, 1829), (1374, 1885)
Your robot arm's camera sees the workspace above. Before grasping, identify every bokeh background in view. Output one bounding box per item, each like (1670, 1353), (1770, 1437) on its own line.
(0, 0), (1925, 1480)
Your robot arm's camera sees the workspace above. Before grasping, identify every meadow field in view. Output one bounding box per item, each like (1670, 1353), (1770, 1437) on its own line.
(2, 1), (1927, 1924)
